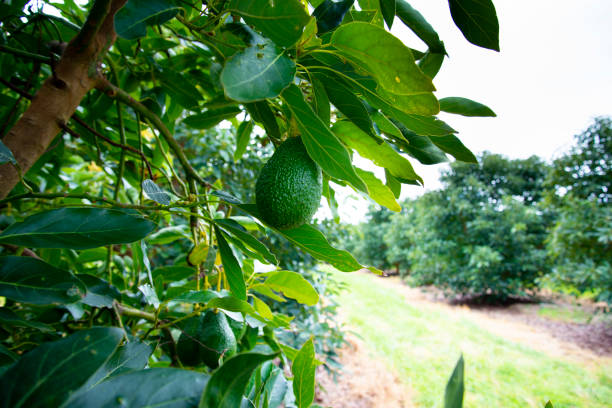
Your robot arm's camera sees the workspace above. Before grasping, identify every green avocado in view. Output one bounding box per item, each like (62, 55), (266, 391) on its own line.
(176, 311), (237, 368)
(255, 137), (322, 229)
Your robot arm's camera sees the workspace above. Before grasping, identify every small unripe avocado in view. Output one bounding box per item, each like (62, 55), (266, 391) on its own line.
(176, 311), (237, 368)
(255, 137), (322, 229)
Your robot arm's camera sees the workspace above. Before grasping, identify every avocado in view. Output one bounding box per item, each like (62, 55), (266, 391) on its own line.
(255, 137), (322, 229)
(176, 311), (237, 368)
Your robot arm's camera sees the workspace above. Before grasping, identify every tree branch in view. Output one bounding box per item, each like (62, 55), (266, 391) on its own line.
(0, 0), (128, 199)
(97, 78), (210, 188)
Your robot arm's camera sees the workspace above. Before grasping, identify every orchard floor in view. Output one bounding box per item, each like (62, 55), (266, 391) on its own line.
(315, 269), (612, 408)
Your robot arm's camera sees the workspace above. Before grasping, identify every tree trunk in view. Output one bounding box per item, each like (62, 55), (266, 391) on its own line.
(0, 0), (127, 198)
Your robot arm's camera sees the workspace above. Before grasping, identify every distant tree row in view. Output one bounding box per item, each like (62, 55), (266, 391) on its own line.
(347, 117), (612, 303)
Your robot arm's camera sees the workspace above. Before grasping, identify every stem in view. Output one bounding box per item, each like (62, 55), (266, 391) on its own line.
(116, 302), (156, 322)
(0, 44), (52, 64)
(113, 99), (127, 200)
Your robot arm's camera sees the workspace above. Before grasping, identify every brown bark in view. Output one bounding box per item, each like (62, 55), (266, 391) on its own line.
(0, 0), (127, 198)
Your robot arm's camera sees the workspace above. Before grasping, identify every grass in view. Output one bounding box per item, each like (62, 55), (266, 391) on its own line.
(328, 268), (612, 408)
(536, 305), (593, 324)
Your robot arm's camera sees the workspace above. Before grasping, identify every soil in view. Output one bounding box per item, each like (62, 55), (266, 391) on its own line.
(315, 274), (612, 407)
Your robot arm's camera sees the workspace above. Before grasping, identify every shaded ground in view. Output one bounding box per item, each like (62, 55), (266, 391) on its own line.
(316, 272), (612, 407)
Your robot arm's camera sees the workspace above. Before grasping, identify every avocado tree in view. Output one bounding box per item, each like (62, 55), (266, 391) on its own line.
(0, 0), (499, 406)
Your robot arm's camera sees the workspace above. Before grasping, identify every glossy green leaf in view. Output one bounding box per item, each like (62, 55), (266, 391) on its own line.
(418, 51), (445, 79)
(200, 353), (277, 408)
(66, 368), (209, 408)
(332, 121), (421, 182)
(331, 22), (434, 95)
(78, 274), (120, 308)
(235, 120), (254, 161)
(0, 309), (54, 333)
(214, 226), (247, 300)
(355, 168), (401, 212)
(0, 256), (86, 305)
(171, 290), (219, 304)
(245, 101), (281, 140)
(313, 0), (355, 34)
(79, 341), (153, 391)
(318, 75), (378, 140)
(221, 40), (295, 102)
(0, 208), (155, 249)
(448, 0), (499, 51)
(263, 271), (319, 306)
(439, 97), (496, 117)
(115, 0), (180, 40)
(392, 113), (454, 137)
(390, 118), (448, 164)
(184, 106), (242, 129)
(147, 226), (190, 245)
(152, 265), (194, 282)
(444, 355), (465, 408)
(310, 75), (331, 126)
(430, 134), (477, 163)
(385, 169), (402, 198)
(206, 296), (256, 316)
(227, 0), (310, 48)
(157, 69), (202, 109)
(396, 0), (445, 53)
(0, 140), (16, 165)
(281, 84), (367, 192)
(0, 327), (123, 408)
(379, 0), (396, 29)
(215, 219), (278, 265)
(292, 338), (316, 408)
(142, 179), (171, 205)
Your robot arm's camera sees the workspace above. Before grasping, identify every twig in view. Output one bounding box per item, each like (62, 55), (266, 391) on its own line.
(0, 44), (52, 64)
(1, 244), (40, 259)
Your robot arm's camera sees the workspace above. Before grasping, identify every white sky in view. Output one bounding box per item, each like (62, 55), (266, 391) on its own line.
(324, 0), (612, 222)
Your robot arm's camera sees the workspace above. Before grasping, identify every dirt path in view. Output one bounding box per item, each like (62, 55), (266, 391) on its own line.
(315, 274), (612, 407)
(374, 276), (612, 369)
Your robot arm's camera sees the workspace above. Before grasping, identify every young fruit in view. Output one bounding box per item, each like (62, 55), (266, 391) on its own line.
(176, 311), (237, 368)
(255, 137), (322, 229)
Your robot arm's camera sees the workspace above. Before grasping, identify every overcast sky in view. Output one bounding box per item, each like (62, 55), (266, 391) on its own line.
(326, 0), (612, 221)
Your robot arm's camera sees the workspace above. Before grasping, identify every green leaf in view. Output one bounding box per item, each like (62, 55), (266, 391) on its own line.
(0, 327), (123, 408)
(331, 22), (434, 95)
(310, 75), (330, 126)
(281, 84), (367, 192)
(147, 225), (190, 245)
(418, 51), (445, 79)
(142, 179), (171, 205)
(355, 168), (401, 212)
(0, 256), (86, 305)
(171, 290), (219, 304)
(78, 341), (153, 391)
(390, 118), (448, 164)
(214, 226), (247, 300)
(227, 0), (310, 48)
(66, 368), (209, 408)
(78, 274), (120, 308)
(156, 68), (202, 109)
(206, 296), (256, 315)
(0, 309), (54, 333)
(215, 219), (278, 265)
(385, 169), (402, 197)
(157, 69), (202, 109)
(221, 40), (296, 102)
(235, 120), (254, 161)
(292, 338), (316, 408)
(379, 0), (396, 29)
(313, 0), (355, 34)
(115, 0), (179, 40)
(263, 271), (319, 306)
(332, 121), (421, 182)
(200, 353), (277, 408)
(184, 106), (242, 129)
(318, 74), (378, 141)
(544, 402), (554, 408)
(439, 97), (496, 117)
(396, 0), (445, 53)
(0, 208), (155, 249)
(0, 140), (16, 165)
(430, 135), (477, 163)
(444, 355), (465, 408)
(448, 0), (499, 51)
(153, 265), (194, 282)
(246, 101), (281, 140)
